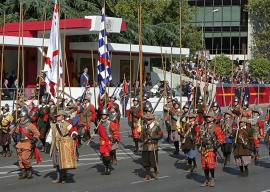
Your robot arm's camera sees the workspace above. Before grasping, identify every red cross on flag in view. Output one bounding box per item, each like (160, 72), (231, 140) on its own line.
(44, 0), (63, 99)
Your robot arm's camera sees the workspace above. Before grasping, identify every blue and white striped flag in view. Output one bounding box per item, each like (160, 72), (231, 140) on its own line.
(97, 7), (112, 95)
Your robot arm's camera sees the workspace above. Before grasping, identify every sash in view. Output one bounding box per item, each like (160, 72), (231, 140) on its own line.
(19, 127), (42, 164)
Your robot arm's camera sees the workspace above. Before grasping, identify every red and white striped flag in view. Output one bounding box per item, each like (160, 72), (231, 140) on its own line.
(44, 0), (62, 99)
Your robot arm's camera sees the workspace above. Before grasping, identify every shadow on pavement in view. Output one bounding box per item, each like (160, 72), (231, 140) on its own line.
(133, 168), (145, 179)
(186, 172), (205, 184)
(222, 166), (239, 176)
(43, 171), (75, 183)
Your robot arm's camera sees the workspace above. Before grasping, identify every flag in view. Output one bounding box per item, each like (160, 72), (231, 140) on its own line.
(43, 0), (63, 99)
(97, 7), (112, 95)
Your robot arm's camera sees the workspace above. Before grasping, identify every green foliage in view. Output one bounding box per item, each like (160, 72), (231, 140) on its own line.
(248, 0), (270, 60)
(249, 58), (270, 81)
(210, 55), (232, 78)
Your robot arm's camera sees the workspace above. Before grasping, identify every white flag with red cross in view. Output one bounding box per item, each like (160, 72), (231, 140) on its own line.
(43, 0), (63, 99)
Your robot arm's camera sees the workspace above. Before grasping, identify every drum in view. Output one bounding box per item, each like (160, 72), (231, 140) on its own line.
(59, 137), (77, 169)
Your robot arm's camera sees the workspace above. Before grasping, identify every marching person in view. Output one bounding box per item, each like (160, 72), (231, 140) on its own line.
(49, 110), (78, 184)
(27, 100), (39, 126)
(181, 113), (199, 173)
(242, 100), (252, 118)
(163, 97), (173, 142)
(128, 97), (142, 153)
(233, 117), (252, 177)
(250, 107), (264, 163)
(0, 104), (14, 157)
(221, 110), (235, 168)
(231, 97), (242, 117)
(37, 95), (50, 151)
(141, 113), (163, 180)
(211, 101), (222, 124)
(79, 95), (96, 141)
(15, 109), (41, 179)
(199, 111), (225, 187)
(97, 108), (120, 174)
(170, 102), (181, 155)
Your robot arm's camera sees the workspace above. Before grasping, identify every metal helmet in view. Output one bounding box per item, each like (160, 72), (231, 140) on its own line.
(183, 103), (189, 110)
(146, 106), (153, 113)
(20, 108), (29, 118)
(243, 100), (249, 107)
(4, 104), (9, 112)
(198, 96), (203, 101)
(76, 97), (82, 103)
(212, 101), (219, 108)
(133, 97), (139, 102)
(100, 108), (109, 115)
(234, 97), (239, 103)
(143, 92), (150, 99)
(41, 95), (48, 104)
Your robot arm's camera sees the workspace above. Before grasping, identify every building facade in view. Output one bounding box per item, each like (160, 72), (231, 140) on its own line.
(189, 0), (248, 57)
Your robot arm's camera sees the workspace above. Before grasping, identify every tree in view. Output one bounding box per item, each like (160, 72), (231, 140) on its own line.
(210, 55), (232, 78)
(248, 0), (270, 60)
(249, 58), (270, 82)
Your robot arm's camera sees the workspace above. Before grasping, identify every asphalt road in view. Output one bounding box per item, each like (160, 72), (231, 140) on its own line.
(0, 118), (270, 192)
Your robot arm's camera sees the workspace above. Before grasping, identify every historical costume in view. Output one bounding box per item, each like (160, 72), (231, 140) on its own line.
(49, 110), (78, 183)
(128, 97), (142, 152)
(15, 109), (41, 179)
(141, 113), (163, 180)
(98, 108), (120, 175)
(199, 112), (225, 187)
(170, 102), (181, 154)
(0, 104), (13, 157)
(163, 98), (173, 142)
(221, 110), (235, 167)
(181, 113), (199, 172)
(37, 96), (50, 150)
(233, 117), (252, 177)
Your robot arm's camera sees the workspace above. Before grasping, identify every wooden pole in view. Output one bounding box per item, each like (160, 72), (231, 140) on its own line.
(170, 42), (173, 97)
(103, 0), (108, 105)
(15, 1), (23, 120)
(179, 1), (183, 110)
(164, 52), (167, 100)
(230, 46), (235, 105)
(129, 43), (132, 109)
(56, 0), (61, 113)
(0, 12), (5, 108)
(62, 14), (67, 99)
(161, 46), (165, 105)
(21, 3), (25, 100)
(139, 3), (143, 114)
(211, 47), (217, 103)
(91, 49), (97, 109)
(38, 0), (49, 104)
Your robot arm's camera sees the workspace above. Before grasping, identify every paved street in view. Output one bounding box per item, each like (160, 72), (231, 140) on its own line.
(0, 118), (270, 192)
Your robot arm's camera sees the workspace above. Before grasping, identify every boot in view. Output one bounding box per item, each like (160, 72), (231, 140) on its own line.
(104, 166), (111, 175)
(27, 167), (33, 179)
(200, 180), (209, 187)
(209, 178), (215, 187)
(152, 167), (159, 179)
(244, 166), (249, 177)
(173, 142), (179, 155)
(61, 170), (67, 184)
(52, 167), (61, 184)
(134, 140), (139, 153)
(18, 169), (27, 179)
